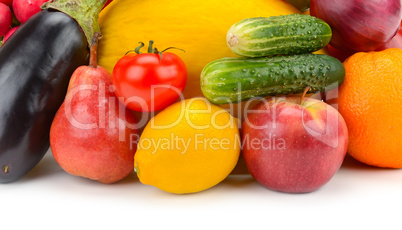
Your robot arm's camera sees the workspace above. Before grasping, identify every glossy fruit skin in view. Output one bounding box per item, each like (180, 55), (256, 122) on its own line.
(50, 65), (139, 184)
(242, 97), (348, 193)
(134, 98), (240, 194)
(310, 0), (402, 52)
(112, 52), (187, 112)
(0, 10), (89, 183)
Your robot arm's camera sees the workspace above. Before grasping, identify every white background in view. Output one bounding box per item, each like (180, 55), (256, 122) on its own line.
(1, 149), (402, 229)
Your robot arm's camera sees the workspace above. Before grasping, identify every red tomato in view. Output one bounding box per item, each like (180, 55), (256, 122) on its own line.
(112, 52), (187, 112)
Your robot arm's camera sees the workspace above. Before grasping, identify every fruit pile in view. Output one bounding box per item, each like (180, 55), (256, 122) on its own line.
(200, 14), (348, 193)
(0, 0), (401, 195)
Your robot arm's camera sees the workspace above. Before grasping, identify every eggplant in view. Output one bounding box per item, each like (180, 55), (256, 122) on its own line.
(0, 0), (106, 183)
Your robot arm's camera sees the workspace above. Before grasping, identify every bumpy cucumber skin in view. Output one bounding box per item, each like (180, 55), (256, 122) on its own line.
(201, 54), (345, 104)
(227, 14), (332, 57)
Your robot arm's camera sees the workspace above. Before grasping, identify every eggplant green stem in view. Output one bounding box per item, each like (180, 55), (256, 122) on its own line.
(42, 0), (107, 47)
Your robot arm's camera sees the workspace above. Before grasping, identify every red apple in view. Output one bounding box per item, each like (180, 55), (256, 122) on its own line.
(242, 96), (348, 193)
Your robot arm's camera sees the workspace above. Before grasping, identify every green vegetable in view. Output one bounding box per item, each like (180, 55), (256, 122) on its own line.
(227, 14), (332, 57)
(200, 54), (345, 104)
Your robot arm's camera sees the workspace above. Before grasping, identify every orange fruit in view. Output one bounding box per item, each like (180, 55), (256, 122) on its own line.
(338, 48), (402, 168)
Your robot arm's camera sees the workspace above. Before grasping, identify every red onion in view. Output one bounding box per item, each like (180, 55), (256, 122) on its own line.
(376, 21), (402, 50)
(310, 0), (402, 52)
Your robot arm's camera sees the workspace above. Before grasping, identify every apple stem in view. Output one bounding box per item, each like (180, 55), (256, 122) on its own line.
(89, 32), (101, 68)
(300, 86), (311, 105)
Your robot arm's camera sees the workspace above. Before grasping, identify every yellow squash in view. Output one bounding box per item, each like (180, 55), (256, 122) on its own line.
(98, 0), (300, 99)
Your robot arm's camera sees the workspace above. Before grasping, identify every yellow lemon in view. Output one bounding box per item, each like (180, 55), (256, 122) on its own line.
(134, 98), (240, 194)
(98, 0), (300, 99)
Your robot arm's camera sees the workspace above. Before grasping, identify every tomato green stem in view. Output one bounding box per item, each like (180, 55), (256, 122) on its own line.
(153, 48), (163, 60)
(161, 47), (186, 53)
(124, 40), (185, 60)
(148, 40), (155, 53)
(135, 42), (145, 54)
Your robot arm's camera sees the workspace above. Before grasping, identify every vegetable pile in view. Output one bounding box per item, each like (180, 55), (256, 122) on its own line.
(0, 0), (106, 183)
(0, 0), (401, 196)
(201, 14), (345, 104)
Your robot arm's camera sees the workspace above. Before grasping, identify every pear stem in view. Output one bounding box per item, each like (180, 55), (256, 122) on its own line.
(89, 32), (101, 68)
(300, 86), (311, 105)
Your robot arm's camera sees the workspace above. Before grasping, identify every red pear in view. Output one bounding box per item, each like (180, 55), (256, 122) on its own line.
(50, 33), (140, 184)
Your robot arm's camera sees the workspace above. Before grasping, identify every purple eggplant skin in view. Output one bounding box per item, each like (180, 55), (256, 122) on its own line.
(0, 9), (89, 183)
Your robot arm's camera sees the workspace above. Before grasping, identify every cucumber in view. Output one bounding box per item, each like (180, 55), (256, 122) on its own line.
(227, 14), (332, 57)
(201, 54), (345, 104)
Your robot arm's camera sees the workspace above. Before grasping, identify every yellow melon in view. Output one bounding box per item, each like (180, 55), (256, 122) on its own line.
(98, 0), (300, 99)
